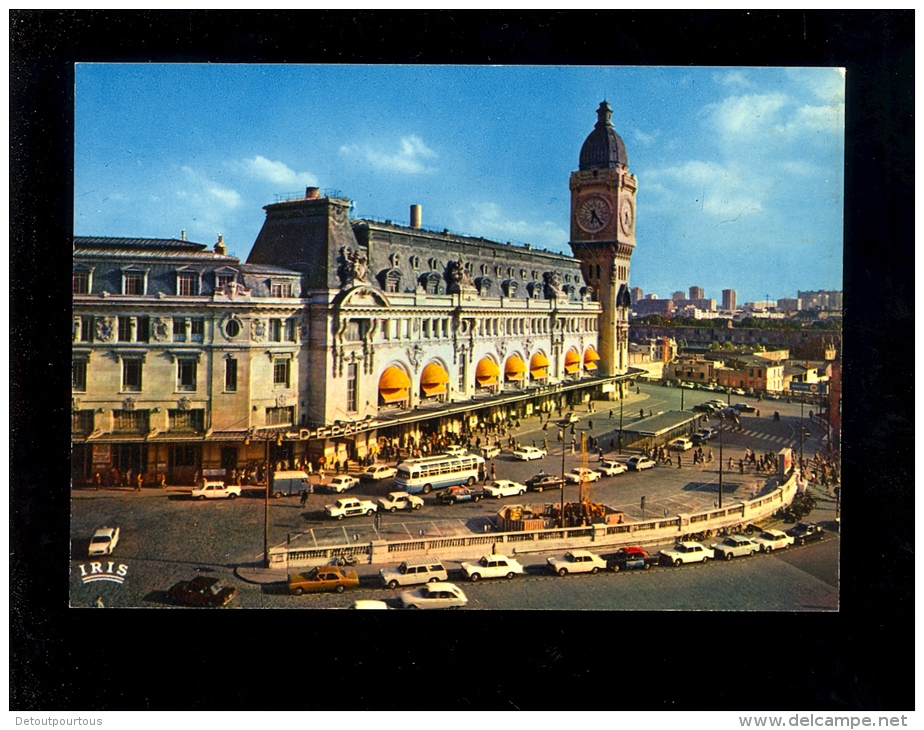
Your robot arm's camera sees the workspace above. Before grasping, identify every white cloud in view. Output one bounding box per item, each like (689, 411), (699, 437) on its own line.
(241, 156), (318, 188)
(340, 134), (437, 174)
(716, 70), (752, 88)
(633, 129), (656, 145)
(644, 160), (764, 221)
(705, 93), (788, 137)
(462, 201), (567, 249)
(180, 166), (242, 209)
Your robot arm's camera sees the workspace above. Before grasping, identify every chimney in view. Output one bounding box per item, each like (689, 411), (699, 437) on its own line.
(214, 234), (226, 255)
(305, 187), (320, 199)
(181, 230), (186, 241)
(410, 204), (422, 229)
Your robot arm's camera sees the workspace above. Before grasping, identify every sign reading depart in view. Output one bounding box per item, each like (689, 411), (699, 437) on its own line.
(790, 382), (828, 394)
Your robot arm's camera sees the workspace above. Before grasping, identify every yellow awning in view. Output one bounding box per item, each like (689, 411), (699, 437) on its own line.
(476, 358), (500, 379)
(564, 350), (581, 366)
(420, 362), (450, 386)
(564, 363), (581, 374)
(583, 361), (598, 371)
(421, 383), (447, 396)
(584, 349), (601, 363)
(379, 366), (412, 390)
(530, 368), (548, 379)
(380, 388), (409, 403)
(530, 353), (550, 369)
(504, 356), (527, 380)
(476, 375), (498, 385)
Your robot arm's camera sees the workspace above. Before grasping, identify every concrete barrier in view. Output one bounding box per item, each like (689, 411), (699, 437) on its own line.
(268, 469), (801, 570)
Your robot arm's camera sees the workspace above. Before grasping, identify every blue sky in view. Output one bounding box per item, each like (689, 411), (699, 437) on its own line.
(74, 64), (844, 304)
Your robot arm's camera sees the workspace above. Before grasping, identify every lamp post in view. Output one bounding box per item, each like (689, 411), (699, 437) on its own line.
(680, 382), (685, 411)
(799, 395), (805, 467)
(618, 384), (624, 454)
(560, 428), (567, 529)
(717, 413), (724, 509)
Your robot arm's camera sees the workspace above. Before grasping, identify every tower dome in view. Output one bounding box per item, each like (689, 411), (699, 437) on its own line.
(579, 101), (629, 171)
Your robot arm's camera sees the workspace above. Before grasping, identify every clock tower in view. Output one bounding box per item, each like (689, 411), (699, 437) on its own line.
(569, 101), (636, 382)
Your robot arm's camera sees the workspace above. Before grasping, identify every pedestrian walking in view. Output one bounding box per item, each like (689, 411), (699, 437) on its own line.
(95, 596), (104, 609)
(609, 410), (613, 420)
(490, 463), (497, 480)
(588, 420), (593, 431)
(300, 489), (309, 507)
(677, 454), (682, 469)
(639, 408), (644, 419)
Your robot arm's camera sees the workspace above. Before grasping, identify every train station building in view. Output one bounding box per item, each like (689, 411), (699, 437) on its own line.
(72, 101), (643, 485)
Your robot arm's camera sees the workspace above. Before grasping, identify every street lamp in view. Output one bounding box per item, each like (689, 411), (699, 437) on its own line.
(680, 382), (685, 411)
(717, 413), (724, 509)
(618, 385), (624, 455)
(560, 426), (567, 528)
(247, 428), (283, 569)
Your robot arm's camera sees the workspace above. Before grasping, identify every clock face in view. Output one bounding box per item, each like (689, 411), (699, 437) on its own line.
(620, 197), (635, 235)
(576, 195), (612, 233)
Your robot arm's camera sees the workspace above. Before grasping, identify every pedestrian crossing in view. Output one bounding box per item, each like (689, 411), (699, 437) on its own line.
(734, 429), (789, 446)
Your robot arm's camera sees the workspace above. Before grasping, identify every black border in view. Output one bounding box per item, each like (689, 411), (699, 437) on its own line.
(11, 10), (914, 710)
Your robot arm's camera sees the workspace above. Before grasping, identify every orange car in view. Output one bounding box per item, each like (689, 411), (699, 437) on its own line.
(287, 566), (359, 595)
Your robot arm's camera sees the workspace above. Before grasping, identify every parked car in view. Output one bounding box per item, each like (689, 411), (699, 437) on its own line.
(327, 475), (360, 493)
(547, 549), (607, 576)
(443, 445), (468, 456)
(565, 467), (601, 484)
(730, 388), (746, 396)
(710, 534), (760, 560)
(481, 444), (501, 459)
(560, 412), (580, 424)
(351, 600), (390, 610)
(484, 479), (528, 499)
(325, 497), (378, 519)
(668, 437), (693, 451)
(786, 522), (826, 545)
(361, 465), (398, 481)
(167, 576), (237, 607)
(461, 554), (524, 582)
(435, 486), (485, 505)
(601, 546), (658, 572)
(595, 459), (628, 477)
(526, 474), (564, 492)
(692, 403), (716, 414)
(377, 491), (424, 512)
(660, 541), (714, 567)
(191, 481), (241, 500)
(288, 566), (359, 595)
(88, 526), (120, 556)
(691, 428), (716, 445)
(626, 456), (657, 471)
(380, 559), (448, 589)
(512, 446), (547, 461)
(400, 582), (468, 609)
(732, 403), (757, 413)
(753, 529), (795, 553)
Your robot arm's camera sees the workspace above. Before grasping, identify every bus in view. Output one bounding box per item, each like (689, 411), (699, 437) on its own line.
(394, 453), (485, 494)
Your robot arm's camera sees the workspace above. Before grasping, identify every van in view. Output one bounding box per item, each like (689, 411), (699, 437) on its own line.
(379, 559), (449, 589)
(271, 470), (312, 498)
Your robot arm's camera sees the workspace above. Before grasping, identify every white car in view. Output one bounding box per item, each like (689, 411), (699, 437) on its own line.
(753, 529), (795, 553)
(400, 582), (468, 609)
(443, 445), (468, 456)
(660, 541), (714, 566)
(626, 456), (657, 471)
(191, 481), (241, 500)
(461, 554), (525, 582)
(595, 460), (628, 477)
(327, 475), (360, 493)
(88, 526), (120, 556)
(481, 445), (501, 459)
(669, 437), (693, 451)
(547, 550), (607, 576)
(378, 491), (424, 512)
(564, 468), (601, 484)
(351, 600), (390, 610)
(512, 446), (547, 461)
(483, 480), (527, 499)
(361, 465), (397, 481)
(710, 535), (760, 560)
(324, 497), (378, 520)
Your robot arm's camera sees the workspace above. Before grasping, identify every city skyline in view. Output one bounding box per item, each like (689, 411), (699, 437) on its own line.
(74, 64), (845, 304)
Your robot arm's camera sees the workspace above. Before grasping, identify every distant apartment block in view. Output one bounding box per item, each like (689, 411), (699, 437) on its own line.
(722, 289), (737, 312)
(688, 286), (704, 300)
(630, 286), (643, 305)
(798, 290), (843, 311)
(671, 291), (685, 301)
(777, 297), (801, 311)
(632, 298), (675, 318)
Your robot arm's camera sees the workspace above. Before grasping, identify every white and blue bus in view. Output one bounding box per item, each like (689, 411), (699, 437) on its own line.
(394, 453), (485, 494)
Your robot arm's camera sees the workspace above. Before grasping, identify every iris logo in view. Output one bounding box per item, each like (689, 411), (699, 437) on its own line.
(76, 561), (129, 585)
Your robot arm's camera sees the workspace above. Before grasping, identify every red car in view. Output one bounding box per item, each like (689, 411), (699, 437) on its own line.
(600, 546), (659, 572)
(166, 577), (237, 607)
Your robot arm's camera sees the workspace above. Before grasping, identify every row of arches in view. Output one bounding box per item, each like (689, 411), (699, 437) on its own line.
(375, 347), (600, 407)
